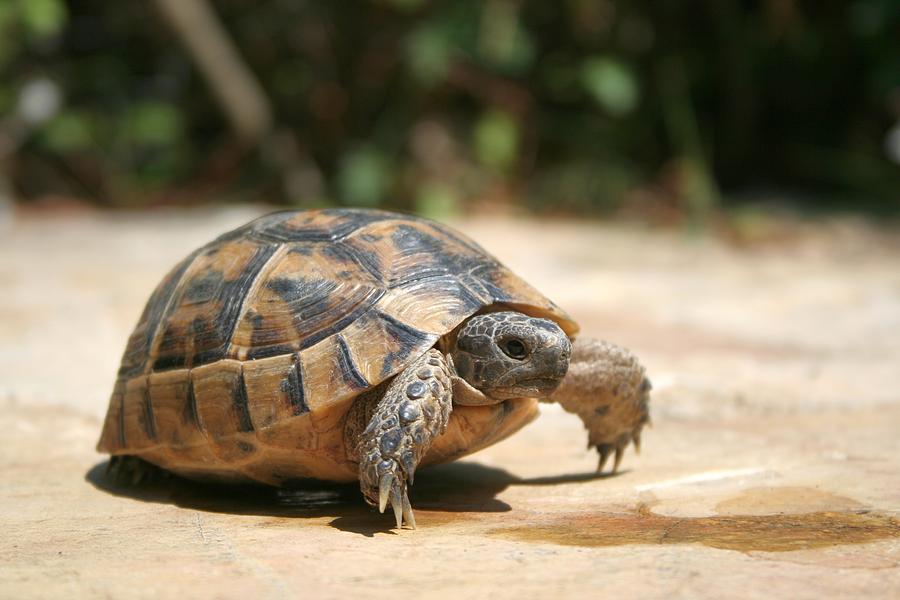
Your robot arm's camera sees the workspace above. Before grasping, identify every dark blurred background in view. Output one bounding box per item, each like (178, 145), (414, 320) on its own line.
(1, 0), (899, 222)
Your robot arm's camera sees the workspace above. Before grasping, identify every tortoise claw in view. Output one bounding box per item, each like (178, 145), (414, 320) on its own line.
(390, 489), (403, 529)
(378, 473), (393, 513)
(371, 468), (416, 529)
(402, 492), (417, 529)
(596, 444), (613, 472)
(594, 432), (639, 474)
(612, 446), (624, 473)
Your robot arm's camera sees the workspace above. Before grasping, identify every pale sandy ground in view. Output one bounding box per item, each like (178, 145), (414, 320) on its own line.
(1, 207), (899, 599)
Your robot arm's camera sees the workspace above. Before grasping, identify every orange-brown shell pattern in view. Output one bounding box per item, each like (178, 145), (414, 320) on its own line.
(97, 209), (577, 483)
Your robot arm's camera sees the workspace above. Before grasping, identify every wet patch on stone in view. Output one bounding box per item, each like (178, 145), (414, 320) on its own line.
(490, 496), (900, 553)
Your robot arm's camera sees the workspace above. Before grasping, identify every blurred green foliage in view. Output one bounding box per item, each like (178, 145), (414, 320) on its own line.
(2, 0), (899, 216)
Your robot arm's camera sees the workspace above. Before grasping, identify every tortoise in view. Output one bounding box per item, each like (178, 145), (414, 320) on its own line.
(97, 208), (650, 528)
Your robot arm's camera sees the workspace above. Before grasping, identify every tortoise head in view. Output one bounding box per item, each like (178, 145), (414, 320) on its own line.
(450, 311), (572, 400)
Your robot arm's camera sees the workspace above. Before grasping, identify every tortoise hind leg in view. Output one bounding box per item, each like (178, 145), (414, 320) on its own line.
(345, 348), (453, 529)
(106, 455), (170, 485)
(546, 337), (651, 473)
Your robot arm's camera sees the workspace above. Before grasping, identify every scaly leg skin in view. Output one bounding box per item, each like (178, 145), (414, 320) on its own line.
(350, 348), (453, 529)
(546, 337), (651, 474)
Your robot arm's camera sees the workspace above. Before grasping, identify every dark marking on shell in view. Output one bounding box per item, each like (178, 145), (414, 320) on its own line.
(267, 275), (336, 304)
(116, 392), (126, 448)
(457, 276), (493, 306)
(182, 375), (201, 429)
(455, 277), (490, 311)
(193, 244), (278, 365)
(150, 354), (186, 372)
(336, 334), (368, 390)
(282, 354), (309, 416)
(236, 441), (255, 454)
(321, 243), (384, 284)
(233, 368), (254, 432)
(391, 224), (446, 255)
(386, 265), (450, 289)
(373, 310), (436, 378)
(182, 270), (224, 305)
(246, 311), (266, 346)
(190, 317), (209, 335)
(471, 267), (520, 305)
(152, 243), (280, 372)
(139, 385), (158, 441)
(246, 343), (300, 361)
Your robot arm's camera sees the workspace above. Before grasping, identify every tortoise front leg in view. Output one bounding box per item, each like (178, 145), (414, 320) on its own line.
(346, 348), (453, 529)
(546, 337), (651, 473)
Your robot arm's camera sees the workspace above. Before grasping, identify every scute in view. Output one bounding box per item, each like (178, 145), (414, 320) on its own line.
(151, 239), (280, 371)
(99, 209), (578, 481)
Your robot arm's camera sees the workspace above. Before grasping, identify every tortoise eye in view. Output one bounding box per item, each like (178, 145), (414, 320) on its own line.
(501, 338), (528, 360)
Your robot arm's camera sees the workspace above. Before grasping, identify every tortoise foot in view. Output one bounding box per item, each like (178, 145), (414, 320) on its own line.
(548, 338), (651, 474)
(355, 348), (452, 529)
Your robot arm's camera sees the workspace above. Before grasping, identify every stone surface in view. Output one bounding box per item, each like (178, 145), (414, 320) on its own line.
(1, 208), (899, 599)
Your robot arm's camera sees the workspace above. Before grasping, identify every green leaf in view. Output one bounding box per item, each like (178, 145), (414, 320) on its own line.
(473, 110), (519, 171)
(337, 147), (393, 206)
(414, 182), (460, 219)
(0, 3), (16, 30)
(406, 27), (453, 85)
(18, 0), (67, 39)
(581, 57), (639, 117)
(40, 112), (93, 152)
(478, 1), (534, 72)
(126, 102), (183, 146)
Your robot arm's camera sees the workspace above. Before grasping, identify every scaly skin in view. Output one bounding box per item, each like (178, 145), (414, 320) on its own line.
(350, 349), (453, 529)
(547, 337), (651, 473)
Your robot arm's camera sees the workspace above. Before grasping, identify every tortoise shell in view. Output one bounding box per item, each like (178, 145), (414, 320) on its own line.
(97, 209), (578, 484)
